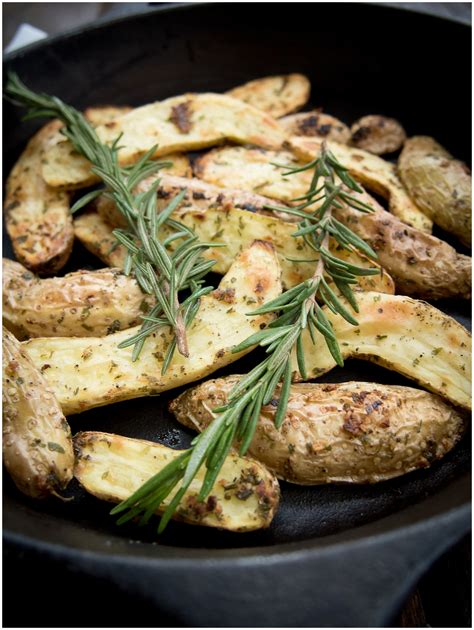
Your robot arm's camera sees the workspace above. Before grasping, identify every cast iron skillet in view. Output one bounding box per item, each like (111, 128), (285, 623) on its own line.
(3, 3), (471, 626)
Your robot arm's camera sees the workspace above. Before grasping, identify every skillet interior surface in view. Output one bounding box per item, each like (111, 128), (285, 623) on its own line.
(3, 2), (471, 555)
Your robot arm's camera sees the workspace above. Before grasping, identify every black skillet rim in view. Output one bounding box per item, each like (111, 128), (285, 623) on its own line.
(3, 1), (471, 63)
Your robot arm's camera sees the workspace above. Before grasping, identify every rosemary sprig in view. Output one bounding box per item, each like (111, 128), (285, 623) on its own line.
(6, 73), (220, 364)
(110, 144), (379, 532)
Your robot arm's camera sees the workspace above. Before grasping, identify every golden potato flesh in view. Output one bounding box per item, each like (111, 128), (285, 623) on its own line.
(96, 173), (297, 227)
(226, 74), (311, 118)
(295, 292), (471, 410)
(87, 174), (394, 295)
(74, 431), (280, 532)
(171, 377), (466, 484)
(293, 139), (432, 232)
(76, 184), (469, 304)
(196, 142), (432, 233)
(3, 106), (151, 275)
(4, 120), (73, 274)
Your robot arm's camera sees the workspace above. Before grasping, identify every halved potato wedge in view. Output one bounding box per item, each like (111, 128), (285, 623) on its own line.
(280, 111), (351, 143)
(4, 119), (73, 274)
(171, 377), (466, 484)
(22, 241), (282, 414)
(3, 258), (153, 339)
(46, 149), (192, 191)
(290, 137), (432, 232)
(226, 74), (310, 118)
(90, 174), (394, 294)
(96, 173), (297, 227)
(195, 143), (432, 233)
(3, 327), (74, 498)
(75, 211), (393, 296)
(294, 292), (471, 410)
(194, 145), (305, 201)
(41, 93), (288, 189)
(74, 431), (280, 532)
(77, 199), (469, 303)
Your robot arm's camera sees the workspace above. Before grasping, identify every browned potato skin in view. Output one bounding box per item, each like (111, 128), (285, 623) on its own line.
(74, 431), (280, 532)
(2, 258), (153, 338)
(226, 74), (311, 118)
(335, 190), (471, 300)
(399, 136), (472, 246)
(4, 120), (74, 275)
(171, 377), (466, 484)
(350, 115), (406, 155)
(3, 327), (74, 498)
(280, 111), (351, 144)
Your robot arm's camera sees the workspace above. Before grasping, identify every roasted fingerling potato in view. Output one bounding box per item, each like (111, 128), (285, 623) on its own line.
(74, 431), (280, 531)
(290, 138), (432, 232)
(335, 189), (471, 300)
(171, 378), (466, 484)
(280, 110), (351, 143)
(2, 258), (154, 338)
(398, 136), (472, 246)
(83, 105), (132, 125)
(96, 173), (298, 227)
(41, 93), (288, 189)
(4, 119), (74, 274)
(350, 115), (406, 155)
(73, 211), (128, 268)
(3, 327), (74, 498)
(22, 241), (282, 414)
(295, 292), (471, 410)
(226, 74), (311, 118)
